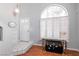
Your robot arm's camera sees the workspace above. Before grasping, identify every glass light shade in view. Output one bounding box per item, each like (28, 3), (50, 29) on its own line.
(14, 8), (20, 14)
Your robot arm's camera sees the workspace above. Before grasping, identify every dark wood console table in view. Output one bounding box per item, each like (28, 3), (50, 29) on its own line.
(42, 38), (67, 53)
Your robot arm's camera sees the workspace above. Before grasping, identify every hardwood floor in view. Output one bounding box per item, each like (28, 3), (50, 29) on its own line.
(18, 45), (79, 56)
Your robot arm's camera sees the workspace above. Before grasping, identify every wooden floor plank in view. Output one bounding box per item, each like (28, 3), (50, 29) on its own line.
(18, 45), (79, 56)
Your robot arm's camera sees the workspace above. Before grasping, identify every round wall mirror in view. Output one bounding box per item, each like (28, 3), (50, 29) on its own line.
(8, 21), (16, 28)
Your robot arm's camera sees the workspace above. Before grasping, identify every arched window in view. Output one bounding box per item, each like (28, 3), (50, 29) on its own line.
(40, 4), (69, 41)
(41, 5), (68, 18)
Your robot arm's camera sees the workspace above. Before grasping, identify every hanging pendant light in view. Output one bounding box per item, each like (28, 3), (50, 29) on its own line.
(13, 4), (20, 16)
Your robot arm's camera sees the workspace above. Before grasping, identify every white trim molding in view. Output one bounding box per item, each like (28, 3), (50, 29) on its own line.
(67, 48), (79, 52)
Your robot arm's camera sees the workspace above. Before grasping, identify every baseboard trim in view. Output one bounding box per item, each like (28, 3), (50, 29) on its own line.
(67, 48), (79, 52)
(33, 43), (42, 46)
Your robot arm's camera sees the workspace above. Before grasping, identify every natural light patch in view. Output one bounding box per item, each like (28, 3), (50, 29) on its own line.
(40, 5), (69, 41)
(41, 5), (68, 18)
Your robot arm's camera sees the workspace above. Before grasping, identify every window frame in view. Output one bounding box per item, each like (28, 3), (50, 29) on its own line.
(40, 4), (69, 41)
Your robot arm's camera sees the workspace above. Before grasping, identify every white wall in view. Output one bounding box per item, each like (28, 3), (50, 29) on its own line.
(0, 3), (19, 55)
(76, 4), (79, 50)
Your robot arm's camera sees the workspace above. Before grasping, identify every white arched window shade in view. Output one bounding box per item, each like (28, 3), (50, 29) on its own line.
(41, 5), (68, 18)
(40, 5), (69, 42)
